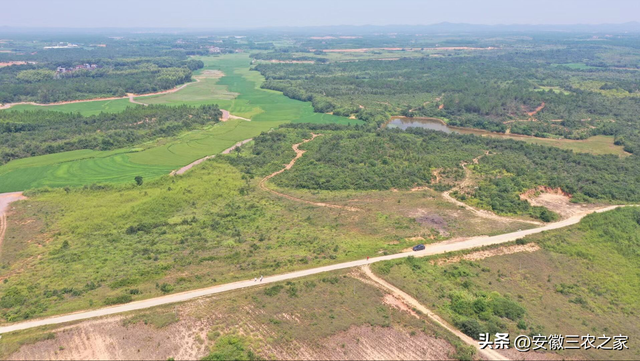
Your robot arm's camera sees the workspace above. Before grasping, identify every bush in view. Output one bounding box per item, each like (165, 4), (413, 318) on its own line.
(159, 283), (174, 293)
(456, 318), (486, 340)
(490, 297), (525, 321)
(104, 294), (133, 305)
(264, 285), (283, 297)
(201, 335), (258, 361)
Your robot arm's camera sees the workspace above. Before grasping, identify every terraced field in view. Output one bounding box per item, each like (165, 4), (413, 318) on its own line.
(0, 54), (359, 193)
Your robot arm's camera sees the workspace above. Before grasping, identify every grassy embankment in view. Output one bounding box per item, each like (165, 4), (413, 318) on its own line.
(0, 54), (359, 193)
(372, 207), (640, 360)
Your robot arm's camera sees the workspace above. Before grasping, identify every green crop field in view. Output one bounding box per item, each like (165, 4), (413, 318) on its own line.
(7, 98), (138, 116)
(0, 54), (361, 193)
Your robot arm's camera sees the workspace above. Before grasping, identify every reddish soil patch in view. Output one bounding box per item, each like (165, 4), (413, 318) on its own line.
(520, 186), (603, 219)
(0, 61), (27, 67)
(527, 102), (546, 117)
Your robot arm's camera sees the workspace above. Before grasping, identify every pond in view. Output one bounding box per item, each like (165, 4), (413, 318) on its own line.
(384, 117), (457, 133)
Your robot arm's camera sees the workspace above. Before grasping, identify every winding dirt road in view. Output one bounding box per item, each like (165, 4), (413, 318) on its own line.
(0, 79), (200, 110)
(362, 265), (508, 360)
(438, 154), (543, 225)
(0, 204), (622, 334)
(258, 134), (360, 212)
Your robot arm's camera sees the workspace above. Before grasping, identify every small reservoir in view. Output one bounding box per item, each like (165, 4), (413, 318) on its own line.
(384, 117), (456, 133)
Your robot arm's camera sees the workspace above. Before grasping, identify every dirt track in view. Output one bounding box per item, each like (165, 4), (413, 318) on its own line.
(438, 154), (543, 225)
(0, 192), (26, 253)
(362, 265), (508, 360)
(0, 204), (623, 335)
(258, 134), (361, 212)
(170, 138), (253, 176)
(0, 80), (200, 110)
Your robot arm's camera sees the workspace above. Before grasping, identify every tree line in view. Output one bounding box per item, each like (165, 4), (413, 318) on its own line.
(0, 104), (222, 164)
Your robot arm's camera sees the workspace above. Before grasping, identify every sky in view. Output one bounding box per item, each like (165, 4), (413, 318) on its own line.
(1, 0), (639, 29)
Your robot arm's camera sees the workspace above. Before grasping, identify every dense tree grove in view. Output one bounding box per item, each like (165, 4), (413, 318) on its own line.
(253, 47), (640, 153)
(0, 104), (222, 164)
(230, 125), (640, 220)
(0, 58), (203, 104)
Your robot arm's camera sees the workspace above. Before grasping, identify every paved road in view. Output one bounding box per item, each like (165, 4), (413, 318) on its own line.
(0, 205), (621, 334)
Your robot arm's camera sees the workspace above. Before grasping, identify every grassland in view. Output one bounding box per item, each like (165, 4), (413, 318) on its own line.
(0, 54), (360, 193)
(460, 131), (629, 156)
(372, 207), (640, 360)
(1, 270), (475, 360)
(0, 152), (531, 321)
(139, 70), (239, 108)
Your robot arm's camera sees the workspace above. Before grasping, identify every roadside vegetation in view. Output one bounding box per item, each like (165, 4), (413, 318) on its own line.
(1, 270), (476, 360)
(372, 207), (640, 360)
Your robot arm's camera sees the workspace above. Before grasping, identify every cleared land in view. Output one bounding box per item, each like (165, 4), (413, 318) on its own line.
(1, 270), (471, 360)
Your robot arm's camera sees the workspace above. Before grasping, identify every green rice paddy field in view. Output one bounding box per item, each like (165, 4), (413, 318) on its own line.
(7, 98), (137, 116)
(0, 54), (360, 193)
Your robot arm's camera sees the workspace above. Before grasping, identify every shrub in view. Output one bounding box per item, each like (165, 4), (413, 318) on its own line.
(104, 294), (132, 305)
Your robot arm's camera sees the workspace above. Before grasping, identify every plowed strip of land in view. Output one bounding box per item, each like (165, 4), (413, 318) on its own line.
(362, 265), (508, 360)
(0, 205), (624, 334)
(258, 134), (360, 212)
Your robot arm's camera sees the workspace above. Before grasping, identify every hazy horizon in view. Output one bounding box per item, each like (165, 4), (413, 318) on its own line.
(2, 0), (640, 29)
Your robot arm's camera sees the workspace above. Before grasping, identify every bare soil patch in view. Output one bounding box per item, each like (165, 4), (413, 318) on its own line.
(520, 186), (602, 219)
(411, 210), (449, 236)
(435, 243), (541, 266)
(0, 61), (27, 67)
(527, 102), (546, 117)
